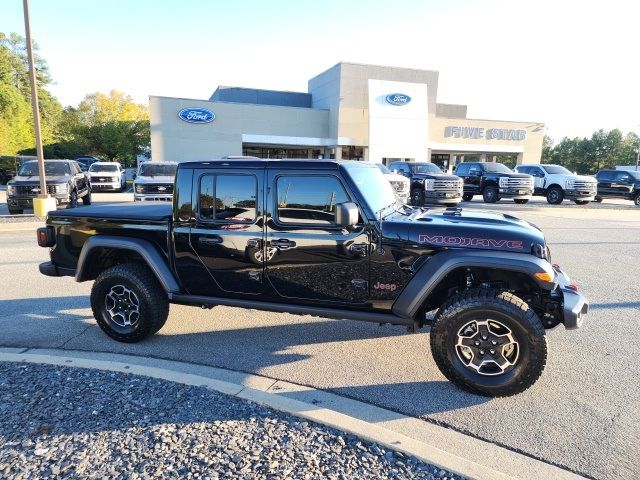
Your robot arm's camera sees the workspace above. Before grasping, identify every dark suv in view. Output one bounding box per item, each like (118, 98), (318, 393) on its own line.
(595, 169), (640, 206)
(455, 162), (534, 204)
(6, 160), (92, 214)
(388, 161), (463, 206)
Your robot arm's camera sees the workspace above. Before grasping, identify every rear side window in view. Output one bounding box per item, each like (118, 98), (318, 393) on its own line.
(276, 175), (350, 225)
(199, 174), (257, 222)
(597, 171), (614, 181)
(614, 171), (632, 183)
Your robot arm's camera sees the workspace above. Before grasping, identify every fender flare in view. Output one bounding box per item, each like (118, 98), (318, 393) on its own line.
(75, 235), (180, 293)
(391, 249), (556, 319)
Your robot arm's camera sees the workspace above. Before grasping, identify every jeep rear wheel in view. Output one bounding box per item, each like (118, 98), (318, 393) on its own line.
(429, 289), (547, 397)
(91, 263), (169, 343)
(546, 187), (564, 205)
(482, 185), (499, 203)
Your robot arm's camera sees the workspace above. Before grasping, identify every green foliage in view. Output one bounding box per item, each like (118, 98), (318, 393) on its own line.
(543, 129), (639, 174)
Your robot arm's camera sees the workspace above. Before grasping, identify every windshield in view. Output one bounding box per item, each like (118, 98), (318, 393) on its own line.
(482, 163), (513, 173)
(18, 162), (70, 177)
(341, 162), (398, 214)
(543, 165), (571, 175)
(376, 164), (392, 174)
(138, 163), (177, 177)
(410, 163), (442, 174)
(89, 164), (118, 172)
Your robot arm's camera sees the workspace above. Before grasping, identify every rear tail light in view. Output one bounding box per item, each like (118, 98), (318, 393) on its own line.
(37, 226), (55, 247)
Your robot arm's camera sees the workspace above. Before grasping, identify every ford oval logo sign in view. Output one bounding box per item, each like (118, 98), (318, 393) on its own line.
(178, 107), (215, 124)
(385, 93), (411, 106)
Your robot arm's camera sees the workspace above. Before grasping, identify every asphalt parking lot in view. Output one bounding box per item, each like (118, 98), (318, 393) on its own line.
(1, 192), (639, 479)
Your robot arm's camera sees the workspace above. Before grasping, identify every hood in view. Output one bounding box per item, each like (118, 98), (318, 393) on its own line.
(135, 175), (174, 184)
(383, 208), (545, 254)
(412, 173), (460, 181)
(571, 174), (597, 182)
(495, 172), (531, 179)
(8, 175), (71, 185)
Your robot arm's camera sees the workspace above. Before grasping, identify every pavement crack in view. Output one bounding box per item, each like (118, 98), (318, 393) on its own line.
(56, 325), (93, 349)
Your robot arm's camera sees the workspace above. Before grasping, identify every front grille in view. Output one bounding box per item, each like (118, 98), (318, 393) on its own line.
(571, 181), (597, 190)
(390, 180), (407, 193)
(433, 178), (463, 192)
(501, 177), (534, 188)
(94, 176), (115, 183)
(143, 183), (173, 194)
(14, 185), (57, 195)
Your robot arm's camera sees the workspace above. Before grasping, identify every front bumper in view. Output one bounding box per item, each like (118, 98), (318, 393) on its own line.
(425, 191), (463, 203)
(565, 189), (596, 201)
(92, 181), (121, 191)
(554, 266), (588, 329)
(498, 187), (533, 199)
(8, 194), (70, 208)
(134, 194), (173, 202)
(39, 261), (75, 278)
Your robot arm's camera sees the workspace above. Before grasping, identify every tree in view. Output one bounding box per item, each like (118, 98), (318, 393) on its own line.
(65, 90), (150, 165)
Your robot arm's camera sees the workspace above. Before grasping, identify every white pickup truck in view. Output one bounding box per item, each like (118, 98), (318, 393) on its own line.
(514, 164), (597, 205)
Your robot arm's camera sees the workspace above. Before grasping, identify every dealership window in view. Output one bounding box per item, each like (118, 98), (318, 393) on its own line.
(276, 175), (349, 225)
(199, 175), (256, 222)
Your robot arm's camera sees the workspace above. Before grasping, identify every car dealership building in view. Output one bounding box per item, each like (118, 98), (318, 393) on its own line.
(150, 62), (545, 171)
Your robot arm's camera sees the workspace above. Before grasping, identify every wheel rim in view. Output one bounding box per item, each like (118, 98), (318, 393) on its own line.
(105, 285), (140, 328)
(548, 190), (559, 203)
(412, 191), (422, 204)
(485, 189), (496, 201)
(455, 319), (520, 376)
(635, 196), (640, 206)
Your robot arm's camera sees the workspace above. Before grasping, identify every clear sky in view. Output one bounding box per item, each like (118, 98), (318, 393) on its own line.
(1, 0), (638, 140)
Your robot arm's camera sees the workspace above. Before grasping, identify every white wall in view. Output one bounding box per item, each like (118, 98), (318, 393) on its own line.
(367, 80), (429, 163)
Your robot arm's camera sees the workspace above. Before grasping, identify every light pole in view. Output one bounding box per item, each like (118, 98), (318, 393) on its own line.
(22, 0), (55, 215)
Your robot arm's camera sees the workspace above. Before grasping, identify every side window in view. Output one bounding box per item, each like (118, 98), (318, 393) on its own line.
(531, 167), (544, 177)
(199, 174), (257, 222)
(516, 166), (529, 174)
(614, 172), (631, 183)
(468, 165), (481, 175)
(456, 163), (469, 175)
(276, 175), (350, 225)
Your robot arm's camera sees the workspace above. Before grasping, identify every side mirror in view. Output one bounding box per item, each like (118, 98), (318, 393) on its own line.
(335, 202), (359, 227)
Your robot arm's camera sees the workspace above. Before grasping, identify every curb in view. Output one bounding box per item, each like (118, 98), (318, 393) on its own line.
(0, 348), (584, 480)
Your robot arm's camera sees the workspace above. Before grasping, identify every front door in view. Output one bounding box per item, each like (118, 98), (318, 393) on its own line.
(264, 170), (370, 304)
(189, 168), (265, 296)
(611, 171), (634, 198)
(596, 171), (614, 197)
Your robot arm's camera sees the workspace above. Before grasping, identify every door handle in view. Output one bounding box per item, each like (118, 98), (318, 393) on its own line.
(270, 239), (296, 250)
(198, 235), (223, 246)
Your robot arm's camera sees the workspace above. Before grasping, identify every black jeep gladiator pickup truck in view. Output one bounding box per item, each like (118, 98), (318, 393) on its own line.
(37, 159), (588, 397)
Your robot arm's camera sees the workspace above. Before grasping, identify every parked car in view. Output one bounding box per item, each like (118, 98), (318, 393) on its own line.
(88, 162), (127, 192)
(0, 156), (21, 184)
(455, 162), (534, 204)
(38, 159), (588, 397)
(375, 164), (409, 202)
(514, 164), (597, 205)
(388, 161), (463, 206)
(133, 161), (178, 201)
(74, 156), (101, 171)
(595, 169), (640, 206)
(6, 160), (91, 214)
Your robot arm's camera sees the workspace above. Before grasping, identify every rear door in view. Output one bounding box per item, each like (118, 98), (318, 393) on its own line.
(264, 169), (370, 304)
(528, 166), (546, 193)
(596, 171), (614, 197)
(189, 168), (265, 295)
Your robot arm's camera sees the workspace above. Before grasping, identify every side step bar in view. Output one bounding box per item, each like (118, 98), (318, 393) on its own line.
(169, 293), (414, 326)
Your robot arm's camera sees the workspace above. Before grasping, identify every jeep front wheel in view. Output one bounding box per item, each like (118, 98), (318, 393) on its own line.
(91, 263), (169, 343)
(429, 289), (547, 397)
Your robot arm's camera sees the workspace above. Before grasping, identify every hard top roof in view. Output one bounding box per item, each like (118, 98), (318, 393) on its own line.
(177, 159), (365, 170)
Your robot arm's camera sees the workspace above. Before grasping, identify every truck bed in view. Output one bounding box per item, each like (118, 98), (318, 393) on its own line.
(48, 202), (173, 221)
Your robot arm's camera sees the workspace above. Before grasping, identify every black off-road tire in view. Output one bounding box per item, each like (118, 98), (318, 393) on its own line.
(546, 187), (564, 205)
(482, 185), (499, 203)
(429, 289), (547, 397)
(594, 196), (602, 203)
(91, 263), (169, 343)
(462, 193), (474, 202)
(82, 187), (92, 205)
(411, 188), (425, 206)
(513, 198), (529, 204)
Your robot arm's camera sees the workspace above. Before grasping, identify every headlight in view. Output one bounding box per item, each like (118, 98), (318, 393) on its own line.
(499, 177), (508, 187)
(565, 179), (574, 189)
(424, 179), (435, 190)
(135, 184), (144, 194)
(56, 184), (68, 193)
(112, 177), (118, 182)
(6, 185), (15, 195)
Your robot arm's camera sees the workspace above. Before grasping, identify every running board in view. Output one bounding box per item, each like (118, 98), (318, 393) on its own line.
(169, 293), (414, 326)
